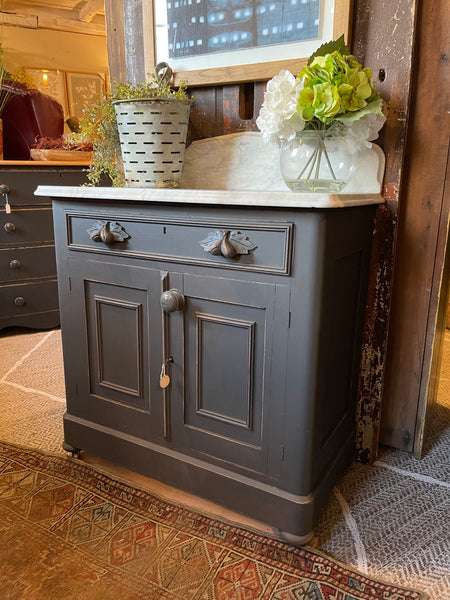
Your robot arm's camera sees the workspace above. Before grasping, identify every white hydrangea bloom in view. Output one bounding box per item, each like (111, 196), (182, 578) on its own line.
(343, 113), (387, 151)
(256, 70), (305, 146)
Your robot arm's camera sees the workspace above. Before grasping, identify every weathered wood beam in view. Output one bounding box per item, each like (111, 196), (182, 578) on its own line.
(0, 11), (37, 28)
(381, 0), (450, 456)
(104, 0), (127, 83)
(79, 0), (104, 23)
(104, 0), (155, 85)
(352, 0), (420, 462)
(38, 14), (105, 35)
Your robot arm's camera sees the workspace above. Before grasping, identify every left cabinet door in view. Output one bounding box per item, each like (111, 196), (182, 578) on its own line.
(60, 255), (166, 443)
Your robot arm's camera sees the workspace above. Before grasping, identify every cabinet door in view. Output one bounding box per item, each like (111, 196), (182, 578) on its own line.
(62, 256), (165, 442)
(167, 272), (289, 479)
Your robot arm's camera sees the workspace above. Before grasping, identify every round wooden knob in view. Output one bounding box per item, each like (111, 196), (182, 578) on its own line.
(0, 184), (10, 194)
(10, 259), (22, 270)
(4, 222), (15, 232)
(14, 296), (25, 306)
(160, 289), (185, 313)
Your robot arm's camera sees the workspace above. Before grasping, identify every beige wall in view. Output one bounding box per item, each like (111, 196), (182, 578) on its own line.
(1, 26), (108, 126)
(1, 26), (108, 75)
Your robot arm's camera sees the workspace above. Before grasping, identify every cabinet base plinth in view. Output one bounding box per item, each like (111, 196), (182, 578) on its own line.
(63, 414), (353, 545)
(0, 310), (60, 331)
(276, 529), (315, 546)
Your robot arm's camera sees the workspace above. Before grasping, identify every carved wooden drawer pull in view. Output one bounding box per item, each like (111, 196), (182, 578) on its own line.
(199, 230), (257, 259)
(87, 220), (131, 245)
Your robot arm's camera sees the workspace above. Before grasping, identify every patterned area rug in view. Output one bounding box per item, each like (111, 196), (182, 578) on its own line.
(1, 327), (449, 599)
(0, 441), (429, 600)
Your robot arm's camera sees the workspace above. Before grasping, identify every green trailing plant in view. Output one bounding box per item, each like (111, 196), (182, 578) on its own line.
(77, 67), (192, 186)
(76, 92), (124, 187)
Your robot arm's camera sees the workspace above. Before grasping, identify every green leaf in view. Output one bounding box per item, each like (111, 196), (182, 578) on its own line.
(307, 35), (351, 65)
(336, 98), (384, 122)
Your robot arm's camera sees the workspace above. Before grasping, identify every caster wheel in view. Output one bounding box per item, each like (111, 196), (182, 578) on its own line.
(62, 441), (82, 459)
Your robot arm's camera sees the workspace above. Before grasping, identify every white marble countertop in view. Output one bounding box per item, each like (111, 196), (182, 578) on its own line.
(34, 132), (386, 209)
(35, 185), (384, 209)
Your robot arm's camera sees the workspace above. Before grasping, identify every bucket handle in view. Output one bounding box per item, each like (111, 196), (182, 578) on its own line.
(155, 62), (173, 87)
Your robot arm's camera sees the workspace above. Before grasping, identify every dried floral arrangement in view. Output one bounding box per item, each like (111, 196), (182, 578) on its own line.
(33, 135), (93, 152)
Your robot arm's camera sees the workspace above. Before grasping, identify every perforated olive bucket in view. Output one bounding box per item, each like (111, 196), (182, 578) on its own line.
(113, 98), (191, 188)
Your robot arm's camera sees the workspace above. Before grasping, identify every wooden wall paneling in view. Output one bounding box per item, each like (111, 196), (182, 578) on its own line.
(187, 83), (265, 144)
(380, 0), (450, 454)
(350, 0), (419, 461)
(186, 87), (222, 143)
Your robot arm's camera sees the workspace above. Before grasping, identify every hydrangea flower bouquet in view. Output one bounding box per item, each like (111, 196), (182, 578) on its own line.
(256, 37), (386, 192)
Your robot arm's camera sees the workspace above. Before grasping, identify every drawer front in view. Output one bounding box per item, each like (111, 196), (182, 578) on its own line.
(0, 279), (59, 318)
(0, 245), (56, 283)
(0, 208), (54, 246)
(66, 212), (293, 275)
(0, 168), (90, 208)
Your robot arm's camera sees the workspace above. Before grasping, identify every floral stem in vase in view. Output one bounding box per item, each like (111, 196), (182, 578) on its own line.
(322, 139), (337, 180)
(256, 39), (386, 192)
(314, 139), (323, 180)
(299, 142), (319, 180)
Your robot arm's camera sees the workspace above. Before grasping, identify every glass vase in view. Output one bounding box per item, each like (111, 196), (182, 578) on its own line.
(280, 127), (359, 193)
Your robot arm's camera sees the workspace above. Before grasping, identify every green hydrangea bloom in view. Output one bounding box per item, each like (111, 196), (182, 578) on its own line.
(312, 82), (341, 121)
(297, 50), (380, 122)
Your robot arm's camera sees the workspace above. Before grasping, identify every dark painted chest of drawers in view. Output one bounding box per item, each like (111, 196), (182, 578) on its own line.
(41, 186), (380, 544)
(0, 166), (90, 330)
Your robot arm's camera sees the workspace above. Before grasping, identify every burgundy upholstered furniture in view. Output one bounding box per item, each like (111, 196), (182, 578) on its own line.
(1, 81), (64, 160)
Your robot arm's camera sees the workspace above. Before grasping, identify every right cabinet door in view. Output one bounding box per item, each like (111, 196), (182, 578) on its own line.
(168, 271), (290, 480)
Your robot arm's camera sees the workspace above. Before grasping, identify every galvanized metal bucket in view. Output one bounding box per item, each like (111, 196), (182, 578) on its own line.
(113, 98), (191, 188)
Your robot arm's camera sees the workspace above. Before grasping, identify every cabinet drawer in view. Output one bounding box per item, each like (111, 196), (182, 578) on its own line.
(0, 169), (90, 208)
(0, 245), (56, 283)
(0, 279), (59, 318)
(0, 208), (54, 246)
(66, 212), (293, 275)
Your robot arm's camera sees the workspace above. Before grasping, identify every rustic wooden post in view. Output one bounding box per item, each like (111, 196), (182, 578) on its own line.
(104, 0), (155, 85)
(351, 0), (420, 461)
(379, 0), (450, 456)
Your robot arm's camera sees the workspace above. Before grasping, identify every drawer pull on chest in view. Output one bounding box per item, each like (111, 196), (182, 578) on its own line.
(9, 259), (22, 270)
(4, 222), (15, 233)
(199, 229), (257, 259)
(87, 220), (131, 245)
(160, 289), (185, 313)
(14, 296), (25, 307)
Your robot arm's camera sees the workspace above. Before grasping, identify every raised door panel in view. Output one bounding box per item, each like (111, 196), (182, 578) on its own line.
(169, 272), (289, 479)
(63, 257), (165, 442)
